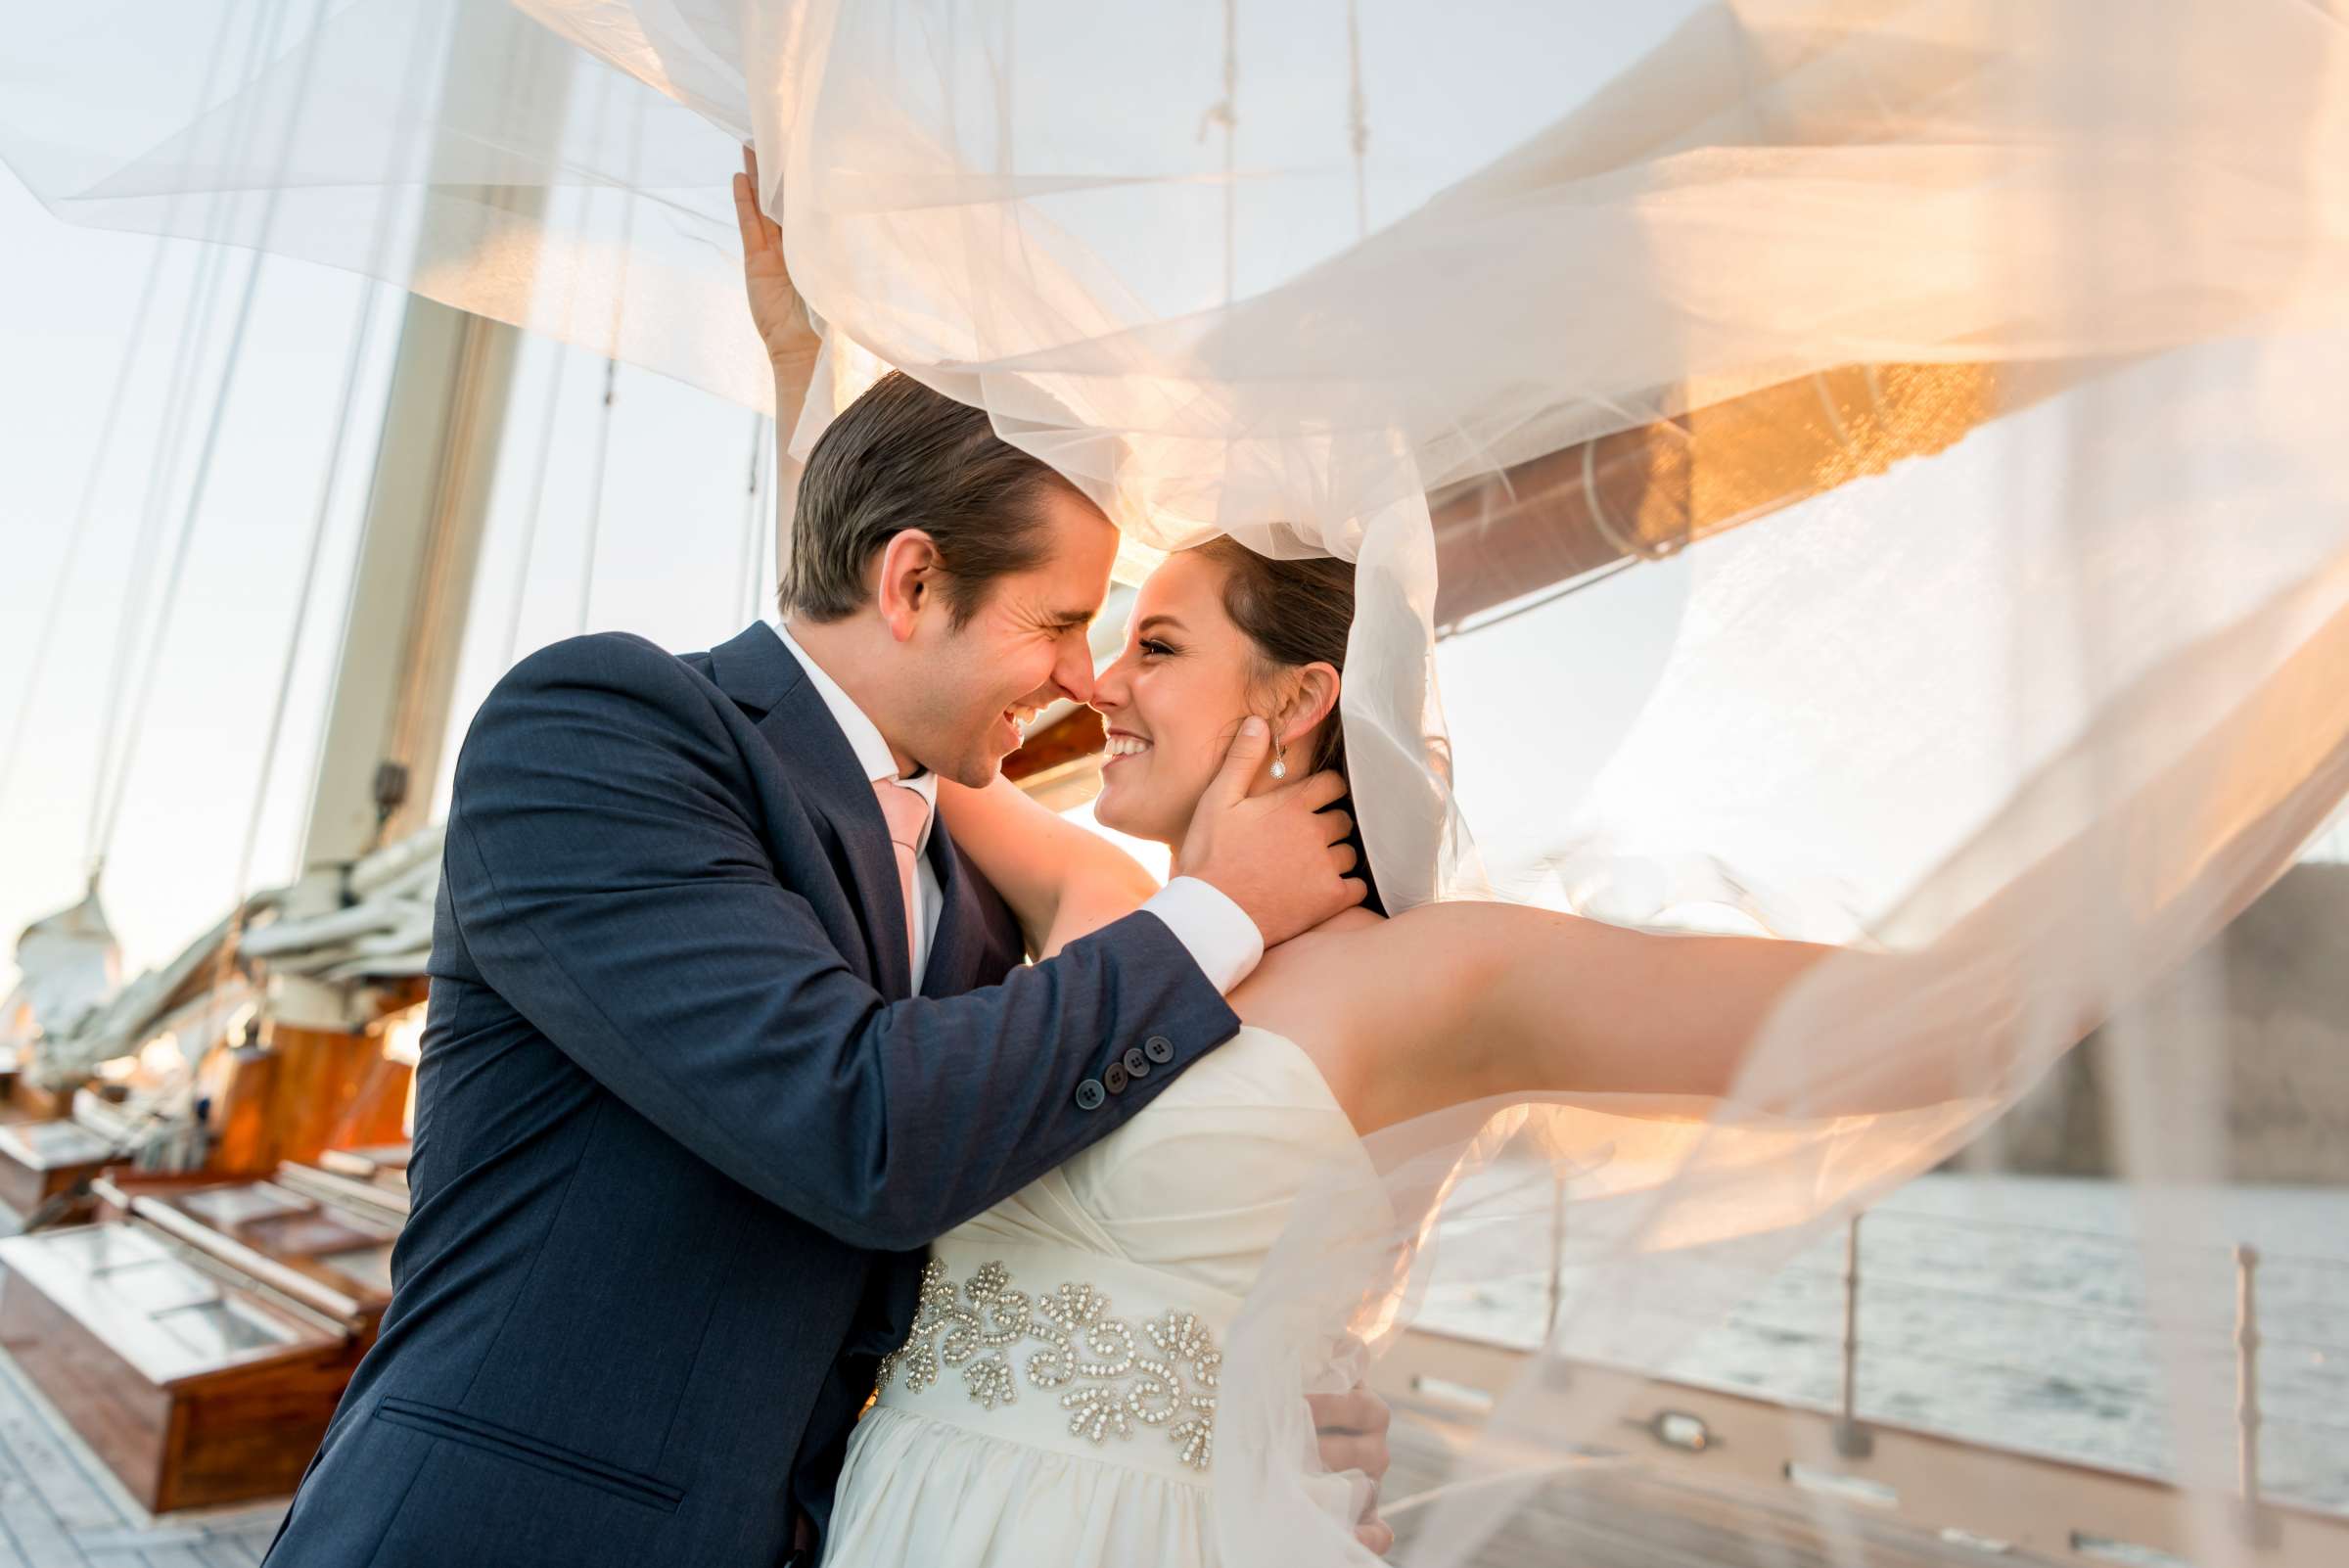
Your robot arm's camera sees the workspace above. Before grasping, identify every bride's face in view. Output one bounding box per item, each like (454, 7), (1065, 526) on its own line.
(1089, 551), (1274, 845)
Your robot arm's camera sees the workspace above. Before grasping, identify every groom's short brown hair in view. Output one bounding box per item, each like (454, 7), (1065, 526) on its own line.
(782, 371), (1082, 628)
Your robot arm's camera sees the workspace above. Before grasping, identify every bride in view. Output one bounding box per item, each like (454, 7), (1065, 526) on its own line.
(815, 533), (2025, 1566)
(726, 154), (2037, 1568)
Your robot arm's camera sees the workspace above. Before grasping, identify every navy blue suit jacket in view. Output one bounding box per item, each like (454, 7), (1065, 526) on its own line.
(261, 623), (1238, 1568)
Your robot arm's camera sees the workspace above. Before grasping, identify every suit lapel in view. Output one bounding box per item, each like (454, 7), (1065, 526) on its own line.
(706, 623), (915, 1000)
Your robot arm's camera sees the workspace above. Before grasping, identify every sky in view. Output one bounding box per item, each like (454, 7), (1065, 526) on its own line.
(0, 146), (1698, 998)
(0, 159), (786, 993)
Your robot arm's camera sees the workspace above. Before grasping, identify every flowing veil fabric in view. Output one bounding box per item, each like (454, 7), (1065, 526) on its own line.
(9, 2), (2349, 1563)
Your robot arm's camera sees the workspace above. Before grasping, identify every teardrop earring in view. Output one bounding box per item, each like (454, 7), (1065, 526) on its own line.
(1269, 735), (1289, 781)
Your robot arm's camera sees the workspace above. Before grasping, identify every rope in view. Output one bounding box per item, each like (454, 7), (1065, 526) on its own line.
(85, 238), (228, 862)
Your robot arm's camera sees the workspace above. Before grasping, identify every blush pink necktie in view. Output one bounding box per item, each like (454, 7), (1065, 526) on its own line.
(872, 778), (931, 982)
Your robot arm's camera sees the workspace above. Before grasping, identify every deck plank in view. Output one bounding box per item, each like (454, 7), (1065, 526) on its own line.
(1383, 1416), (2066, 1568)
(196, 1533), (266, 1568)
(0, 1474), (85, 1568)
(0, 1364), (124, 1536)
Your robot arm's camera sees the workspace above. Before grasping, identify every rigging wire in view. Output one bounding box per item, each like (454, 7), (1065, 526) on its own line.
(1200, 0), (1238, 304)
(0, 234), (170, 821)
(576, 79), (646, 635)
(734, 411), (769, 624)
(285, 0), (461, 860)
(227, 288), (384, 911)
(502, 347), (574, 672)
(79, 0), (270, 874)
(1345, 0), (1368, 240)
(181, 0), (439, 1084)
(225, 0), (434, 921)
(225, 292), (384, 912)
(500, 162), (604, 673)
(90, 0), (314, 868)
(1437, 555), (1640, 642)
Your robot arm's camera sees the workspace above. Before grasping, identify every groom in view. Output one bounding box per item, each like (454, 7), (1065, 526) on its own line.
(261, 316), (1379, 1567)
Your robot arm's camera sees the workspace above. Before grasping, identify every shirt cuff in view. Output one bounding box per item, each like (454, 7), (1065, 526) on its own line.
(1138, 877), (1265, 994)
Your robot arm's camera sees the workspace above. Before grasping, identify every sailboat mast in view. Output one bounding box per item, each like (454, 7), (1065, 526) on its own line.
(270, 7), (565, 1035)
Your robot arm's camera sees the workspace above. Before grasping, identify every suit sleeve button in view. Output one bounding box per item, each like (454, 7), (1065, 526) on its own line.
(1143, 1036), (1175, 1064)
(1102, 1061), (1129, 1094)
(1122, 1045), (1150, 1079)
(1075, 1079), (1107, 1111)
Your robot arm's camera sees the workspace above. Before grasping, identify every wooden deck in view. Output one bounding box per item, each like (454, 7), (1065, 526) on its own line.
(0, 1366), (2035, 1568)
(0, 1363), (2183, 1568)
(1385, 1418), (2057, 1568)
(0, 1348), (282, 1568)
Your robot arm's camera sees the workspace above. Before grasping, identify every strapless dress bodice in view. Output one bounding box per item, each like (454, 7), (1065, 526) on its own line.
(822, 1026), (1370, 1568)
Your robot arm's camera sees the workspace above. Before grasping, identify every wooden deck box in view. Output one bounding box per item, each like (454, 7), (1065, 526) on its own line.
(0, 1119), (116, 1223)
(0, 1221), (361, 1512)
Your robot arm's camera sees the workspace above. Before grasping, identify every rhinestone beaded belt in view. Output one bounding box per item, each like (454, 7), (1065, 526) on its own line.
(871, 1236), (1240, 1482)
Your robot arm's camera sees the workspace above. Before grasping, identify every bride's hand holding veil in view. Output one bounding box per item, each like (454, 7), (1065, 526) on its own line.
(733, 145), (819, 384)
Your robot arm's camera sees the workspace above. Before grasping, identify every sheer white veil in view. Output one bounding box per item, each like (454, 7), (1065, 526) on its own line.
(9, 2), (2349, 1562)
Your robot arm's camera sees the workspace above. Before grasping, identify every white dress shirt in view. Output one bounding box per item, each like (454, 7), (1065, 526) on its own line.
(763, 616), (1262, 992)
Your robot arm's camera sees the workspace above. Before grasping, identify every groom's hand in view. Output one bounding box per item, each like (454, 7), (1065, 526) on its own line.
(1180, 717), (1365, 946)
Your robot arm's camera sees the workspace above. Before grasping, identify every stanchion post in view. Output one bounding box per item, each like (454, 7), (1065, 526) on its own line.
(2235, 1243), (2278, 1545)
(1833, 1213), (1874, 1458)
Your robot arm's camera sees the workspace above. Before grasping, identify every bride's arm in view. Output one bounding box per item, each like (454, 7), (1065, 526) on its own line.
(938, 776), (1161, 959)
(1285, 903), (2018, 1131)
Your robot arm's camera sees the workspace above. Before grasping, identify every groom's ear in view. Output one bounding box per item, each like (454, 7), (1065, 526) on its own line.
(873, 529), (944, 641)
(1279, 662), (1342, 747)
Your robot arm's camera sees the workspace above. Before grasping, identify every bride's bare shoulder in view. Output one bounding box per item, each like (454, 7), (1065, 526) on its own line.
(1226, 906), (1388, 1052)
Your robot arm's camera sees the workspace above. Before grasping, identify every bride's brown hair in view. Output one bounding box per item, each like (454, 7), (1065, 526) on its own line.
(1185, 535), (1385, 915)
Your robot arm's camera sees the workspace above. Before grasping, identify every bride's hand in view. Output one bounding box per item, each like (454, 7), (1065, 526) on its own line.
(733, 145), (820, 375)
(1310, 1386), (1395, 1555)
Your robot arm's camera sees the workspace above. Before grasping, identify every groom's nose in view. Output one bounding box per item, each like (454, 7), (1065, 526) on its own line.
(1050, 635), (1095, 706)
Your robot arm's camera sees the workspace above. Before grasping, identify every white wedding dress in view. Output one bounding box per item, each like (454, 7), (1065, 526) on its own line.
(821, 1026), (1370, 1567)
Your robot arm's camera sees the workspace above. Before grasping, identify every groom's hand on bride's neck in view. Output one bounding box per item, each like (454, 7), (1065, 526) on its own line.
(1178, 717), (1365, 947)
